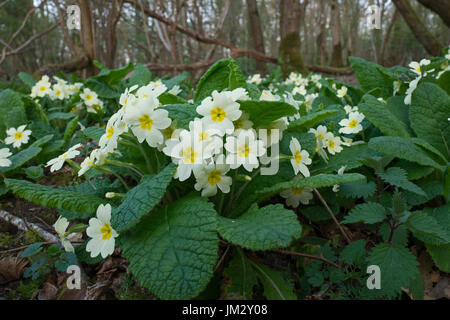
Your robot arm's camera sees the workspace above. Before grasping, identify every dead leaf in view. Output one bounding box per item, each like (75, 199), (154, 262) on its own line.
(0, 257), (28, 284)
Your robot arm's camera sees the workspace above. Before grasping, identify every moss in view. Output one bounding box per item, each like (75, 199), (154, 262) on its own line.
(17, 279), (41, 300)
(0, 232), (14, 248)
(23, 230), (45, 245)
(279, 33), (309, 77)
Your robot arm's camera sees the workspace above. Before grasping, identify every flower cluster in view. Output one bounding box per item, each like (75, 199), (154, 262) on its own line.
(30, 75), (83, 100)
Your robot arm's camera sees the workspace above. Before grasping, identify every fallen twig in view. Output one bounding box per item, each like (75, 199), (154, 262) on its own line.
(0, 210), (58, 242)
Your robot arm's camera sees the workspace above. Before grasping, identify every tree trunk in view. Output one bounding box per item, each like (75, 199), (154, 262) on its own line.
(417, 0), (450, 28)
(330, 0), (343, 67)
(78, 0), (96, 75)
(105, 0), (123, 68)
(380, 9), (398, 65)
(279, 0), (308, 76)
(246, 0), (266, 74)
(391, 0), (443, 56)
(316, 0), (327, 65)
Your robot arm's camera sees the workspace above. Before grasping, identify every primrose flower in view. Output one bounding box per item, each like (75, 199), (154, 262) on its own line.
(409, 59), (430, 77)
(292, 86), (307, 97)
(196, 89), (242, 134)
(80, 88), (100, 107)
(52, 83), (69, 100)
(233, 112), (253, 131)
(53, 216), (74, 252)
(99, 117), (128, 153)
(193, 155), (232, 197)
(168, 85), (182, 96)
(337, 86), (348, 98)
(124, 96), (171, 147)
(309, 125), (328, 142)
(289, 137), (311, 177)
(344, 105), (358, 114)
(30, 75), (52, 98)
(332, 166), (346, 192)
(248, 74), (262, 85)
(5, 125), (32, 148)
(86, 204), (118, 259)
(225, 129), (266, 172)
(0, 148), (12, 167)
(324, 133), (343, 155)
(78, 149), (107, 176)
(404, 77), (420, 105)
(136, 81), (167, 100)
(46, 143), (82, 172)
(304, 93), (318, 111)
(280, 176), (313, 208)
(393, 80), (402, 96)
(339, 111), (364, 134)
(260, 90), (280, 101)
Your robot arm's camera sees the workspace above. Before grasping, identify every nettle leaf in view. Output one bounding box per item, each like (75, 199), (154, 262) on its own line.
(0, 147), (42, 173)
(395, 159), (434, 181)
(410, 82), (450, 159)
(287, 109), (338, 133)
(160, 104), (199, 130)
(349, 56), (394, 98)
(250, 260), (296, 300)
(239, 100), (296, 128)
(4, 178), (106, 214)
(407, 210), (450, 245)
(342, 202), (386, 224)
(339, 180), (377, 199)
(218, 204), (302, 250)
(232, 173), (364, 216)
(378, 167), (426, 196)
(194, 58), (246, 102)
(119, 195), (219, 300)
(368, 136), (445, 171)
(111, 163), (176, 232)
(340, 239), (367, 265)
(222, 249), (257, 299)
(358, 94), (410, 138)
(424, 204), (450, 272)
(367, 243), (419, 299)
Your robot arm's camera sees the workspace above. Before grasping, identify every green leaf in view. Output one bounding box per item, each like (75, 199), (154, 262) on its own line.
(239, 100), (297, 128)
(340, 239), (367, 265)
(29, 134), (54, 148)
(4, 178), (106, 214)
(218, 204), (302, 250)
(111, 164), (176, 232)
(18, 72), (36, 88)
(339, 180), (377, 199)
(92, 62), (133, 86)
(85, 79), (119, 99)
(0, 89), (26, 139)
(63, 116), (79, 142)
(407, 210), (450, 245)
(342, 202), (386, 224)
(250, 260), (296, 300)
(410, 82), (450, 158)
(368, 136), (445, 171)
(0, 147), (42, 173)
(194, 58), (246, 102)
(367, 243), (419, 299)
(287, 109), (338, 133)
(358, 94), (410, 138)
(232, 173), (365, 216)
(424, 204), (450, 272)
(349, 56), (394, 98)
(380, 223), (409, 246)
(158, 92), (187, 105)
(21, 242), (43, 258)
(378, 167), (426, 196)
(128, 63), (152, 87)
(119, 195), (219, 300)
(48, 112), (75, 121)
(222, 248), (257, 299)
(160, 104), (198, 130)
(83, 126), (105, 142)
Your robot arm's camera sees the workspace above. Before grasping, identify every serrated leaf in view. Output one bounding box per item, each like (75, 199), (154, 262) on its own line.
(379, 223), (409, 246)
(218, 204), (302, 250)
(340, 180), (377, 199)
(378, 167), (426, 196)
(238, 100), (297, 128)
(407, 210), (450, 245)
(342, 202), (386, 224)
(410, 83), (450, 158)
(222, 248), (257, 299)
(287, 109), (338, 133)
(119, 195), (219, 300)
(340, 239), (367, 265)
(194, 58), (246, 102)
(4, 178), (106, 214)
(250, 260), (296, 300)
(111, 164), (176, 232)
(368, 136), (445, 171)
(367, 243), (419, 299)
(358, 94), (410, 138)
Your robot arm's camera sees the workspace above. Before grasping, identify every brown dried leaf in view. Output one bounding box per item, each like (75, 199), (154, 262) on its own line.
(0, 257), (28, 284)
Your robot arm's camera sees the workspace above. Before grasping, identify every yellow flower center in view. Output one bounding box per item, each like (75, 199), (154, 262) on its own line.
(100, 223), (112, 240)
(14, 132), (23, 140)
(138, 114), (153, 131)
(199, 132), (210, 141)
(233, 119), (243, 129)
(416, 67), (421, 74)
(56, 90), (61, 96)
(294, 150), (302, 164)
(207, 169), (222, 186)
(106, 126), (114, 139)
(348, 120), (358, 129)
(40, 86), (46, 91)
(317, 134), (324, 140)
(292, 187), (304, 195)
(182, 146), (197, 164)
(211, 107), (226, 122)
(329, 140), (335, 149)
(86, 94), (92, 100)
(237, 144), (250, 158)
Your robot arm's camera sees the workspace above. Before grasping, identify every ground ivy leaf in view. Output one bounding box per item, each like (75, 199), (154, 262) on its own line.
(119, 195), (219, 300)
